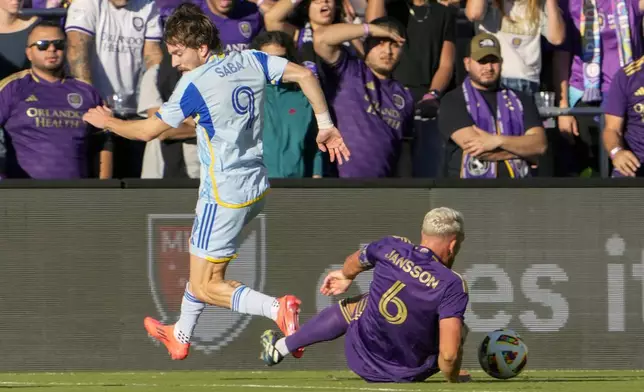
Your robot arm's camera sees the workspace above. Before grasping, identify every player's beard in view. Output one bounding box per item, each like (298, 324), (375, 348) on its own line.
(470, 71), (500, 89)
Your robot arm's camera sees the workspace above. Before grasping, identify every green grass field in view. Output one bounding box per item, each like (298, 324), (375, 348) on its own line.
(0, 370), (643, 392)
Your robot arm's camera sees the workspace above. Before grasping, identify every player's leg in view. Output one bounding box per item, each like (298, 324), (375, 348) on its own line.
(145, 199), (301, 359)
(144, 202), (210, 360)
(189, 199), (303, 354)
(260, 295), (366, 366)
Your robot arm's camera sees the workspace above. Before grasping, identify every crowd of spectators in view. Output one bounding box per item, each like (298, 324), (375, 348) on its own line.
(0, 0), (643, 179)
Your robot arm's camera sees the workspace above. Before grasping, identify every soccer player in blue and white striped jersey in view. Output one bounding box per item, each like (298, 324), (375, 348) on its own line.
(83, 3), (350, 361)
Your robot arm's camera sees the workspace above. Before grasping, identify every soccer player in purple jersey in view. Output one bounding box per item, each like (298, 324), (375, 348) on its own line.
(260, 207), (471, 383)
(603, 55), (644, 177)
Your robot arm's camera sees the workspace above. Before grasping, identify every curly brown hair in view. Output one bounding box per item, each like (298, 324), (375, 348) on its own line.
(164, 3), (222, 53)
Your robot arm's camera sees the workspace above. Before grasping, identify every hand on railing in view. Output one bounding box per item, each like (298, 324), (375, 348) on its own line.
(558, 115), (579, 143)
(612, 150), (641, 177)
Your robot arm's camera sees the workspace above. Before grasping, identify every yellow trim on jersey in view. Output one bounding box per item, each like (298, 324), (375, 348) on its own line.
(29, 69), (40, 83)
(339, 295), (369, 324)
(391, 236), (412, 244)
(0, 70), (31, 93)
(339, 300), (353, 324)
(205, 254), (238, 264)
(624, 56), (644, 76)
(354, 296), (368, 318)
(207, 52), (226, 63)
(452, 270), (469, 294)
(201, 125), (269, 209)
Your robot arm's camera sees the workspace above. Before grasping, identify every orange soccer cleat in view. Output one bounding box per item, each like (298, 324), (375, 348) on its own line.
(275, 295), (305, 358)
(144, 317), (189, 360)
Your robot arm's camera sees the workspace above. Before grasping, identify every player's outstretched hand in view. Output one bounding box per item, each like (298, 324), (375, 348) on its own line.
(320, 269), (353, 296)
(316, 126), (351, 165)
(83, 105), (113, 130)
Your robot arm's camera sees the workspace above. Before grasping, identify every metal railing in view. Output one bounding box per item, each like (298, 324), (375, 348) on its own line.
(20, 8), (67, 17)
(538, 107), (608, 178)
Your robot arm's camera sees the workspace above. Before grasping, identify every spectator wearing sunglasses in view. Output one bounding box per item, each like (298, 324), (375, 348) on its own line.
(0, 21), (112, 179)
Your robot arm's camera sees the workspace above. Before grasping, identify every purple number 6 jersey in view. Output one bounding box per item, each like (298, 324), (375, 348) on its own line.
(344, 235), (469, 382)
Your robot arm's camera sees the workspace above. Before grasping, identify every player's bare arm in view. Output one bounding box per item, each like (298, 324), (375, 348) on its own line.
(146, 109), (197, 141)
(313, 23), (405, 65)
(143, 41), (164, 70)
(320, 250), (368, 296)
(66, 31), (93, 84)
(603, 114), (641, 176)
(83, 106), (172, 141)
(281, 62), (351, 163)
(439, 317), (465, 383)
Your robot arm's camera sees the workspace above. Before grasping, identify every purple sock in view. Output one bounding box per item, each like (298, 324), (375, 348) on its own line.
(285, 303), (348, 352)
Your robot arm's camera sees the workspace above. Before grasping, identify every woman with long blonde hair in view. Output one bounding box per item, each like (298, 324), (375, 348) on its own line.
(466, 0), (565, 94)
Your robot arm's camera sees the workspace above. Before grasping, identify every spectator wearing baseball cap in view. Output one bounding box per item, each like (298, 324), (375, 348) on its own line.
(437, 33), (547, 179)
(465, 0), (565, 95)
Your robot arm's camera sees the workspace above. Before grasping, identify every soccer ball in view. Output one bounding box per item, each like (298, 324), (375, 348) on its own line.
(478, 329), (528, 379)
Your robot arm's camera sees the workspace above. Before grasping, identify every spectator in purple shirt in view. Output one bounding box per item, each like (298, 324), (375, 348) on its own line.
(313, 17), (414, 177)
(554, 0), (644, 176)
(0, 21), (112, 179)
(602, 56), (644, 177)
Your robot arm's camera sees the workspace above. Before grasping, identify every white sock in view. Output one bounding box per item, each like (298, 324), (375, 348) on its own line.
(173, 284), (205, 344)
(231, 285), (280, 320)
(275, 337), (289, 356)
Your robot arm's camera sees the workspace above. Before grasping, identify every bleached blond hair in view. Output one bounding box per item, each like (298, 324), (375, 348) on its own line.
(422, 207), (465, 238)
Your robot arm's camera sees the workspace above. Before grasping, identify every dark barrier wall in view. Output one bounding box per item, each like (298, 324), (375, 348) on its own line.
(1, 183), (644, 371)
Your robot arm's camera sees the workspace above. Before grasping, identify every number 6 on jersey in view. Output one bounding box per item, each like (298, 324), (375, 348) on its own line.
(378, 280), (408, 325)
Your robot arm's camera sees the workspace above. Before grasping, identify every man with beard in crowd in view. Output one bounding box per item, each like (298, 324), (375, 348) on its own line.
(438, 33), (546, 179)
(0, 21), (111, 179)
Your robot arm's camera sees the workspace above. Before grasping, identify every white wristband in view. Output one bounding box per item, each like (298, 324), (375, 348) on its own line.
(610, 147), (623, 159)
(315, 111), (334, 130)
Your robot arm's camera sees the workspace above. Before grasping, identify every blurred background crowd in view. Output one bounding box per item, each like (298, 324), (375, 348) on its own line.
(0, 0), (642, 179)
